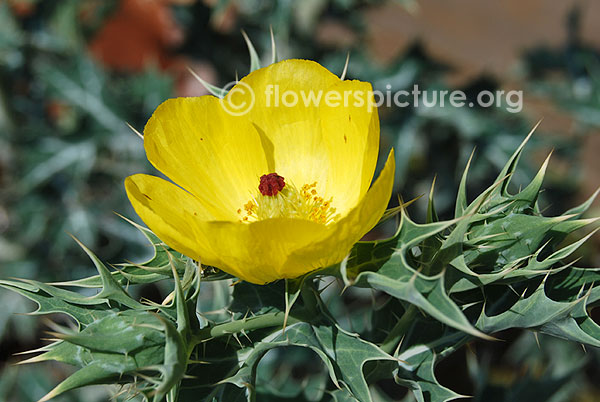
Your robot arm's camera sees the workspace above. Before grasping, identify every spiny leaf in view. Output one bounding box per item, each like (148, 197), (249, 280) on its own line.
(70, 236), (145, 310)
(38, 334), (166, 401)
(223, 322), (395, 402)
(447, 227), (598, 293)
(55, 310), (165, 354)
(0, 279), (112, 326)
(39, 364), (124, 402)
(562, 187), (600, 218)
(493, 121), (539, 198)
(343, 213), (458, 280)
(476, 280), (600, 348)
(152, 316), (188, 402)
(344, 214), (491, 340)
(355, 269), (492, 340)
(53, 222), (187, 288)
(395, 350), (465, 402)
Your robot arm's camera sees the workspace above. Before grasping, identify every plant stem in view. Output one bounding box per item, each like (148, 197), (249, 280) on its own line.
(380, 305), (418, 354)
(300, 279), (319, 317)
(191, 311), (302, 346)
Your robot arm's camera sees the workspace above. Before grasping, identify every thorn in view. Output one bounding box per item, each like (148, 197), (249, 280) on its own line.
(241, 29), (254, 55)
(186, 65), (225, 98)
(340, 282), (350, 295)
(340, 52), (350, 81)
(38, 389), (59, 402)
(543, 149), (554, 168)
(467, 146), (477, 168)
(533, 332), (541, 349)
(577, 281), (588, 299)
(111, 211), (147, 231)
(270, 25), (277, 64)
(126, 122), (143, 140)
(541, 270), (551, 285)
(508, 285), (521, 298)
(394, 335), (405, 356)
(41, 318), (73, 334)
(162, 290), (175, 306)
(186, 65), (206, 82)
(519, 119), (542, 153)
(240, 329), (252, 343)
(232, 332), (243, 347)
(520, 286), (528, 299)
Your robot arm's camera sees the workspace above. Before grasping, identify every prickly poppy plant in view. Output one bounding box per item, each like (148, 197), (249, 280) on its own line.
(2, 50), (600, 402)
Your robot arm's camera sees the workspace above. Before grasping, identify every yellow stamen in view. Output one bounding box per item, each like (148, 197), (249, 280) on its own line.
(239, 181), (339, 224)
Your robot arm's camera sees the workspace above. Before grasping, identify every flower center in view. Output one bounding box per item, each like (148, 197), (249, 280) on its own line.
(237, 175), (339, 224)
(258, 173), (285, 196)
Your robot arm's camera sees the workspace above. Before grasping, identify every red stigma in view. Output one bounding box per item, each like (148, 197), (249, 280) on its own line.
(259, 173), (285, 196)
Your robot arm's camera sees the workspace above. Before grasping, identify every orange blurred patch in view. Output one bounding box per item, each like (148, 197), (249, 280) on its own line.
(8, 0), (36, 17)
(45, 100), (69, 122)
(89, 0), (185, 71)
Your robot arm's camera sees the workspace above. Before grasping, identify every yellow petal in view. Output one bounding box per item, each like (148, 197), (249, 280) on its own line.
(319, 80), (379, 215)
(288, 150), (395, 272)
(231, 59), (340, 203)
(229, 59), (380, 216)
(198, 218), (330, 284)
(124, 174), (218, 264)
(143, 96), (269, 221)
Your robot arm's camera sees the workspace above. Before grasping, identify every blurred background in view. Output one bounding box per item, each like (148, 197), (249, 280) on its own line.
(0, 0), (599, 400)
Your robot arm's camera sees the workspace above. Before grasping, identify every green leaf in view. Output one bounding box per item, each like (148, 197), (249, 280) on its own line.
(395, 350), (464, 402)
(70, 236), (145, 310)
(222, 322), (394, 402)
(476, 280), (600, 347)
(0, 279), (112, 326)
(56, 310), (165, 353)
(36, 310), (169, 401)
(53, 222), (187, 288)
(152, 315), (188, 402)
(343, 214), (491, 340)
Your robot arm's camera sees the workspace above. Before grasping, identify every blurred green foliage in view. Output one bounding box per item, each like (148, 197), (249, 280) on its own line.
(524, 7), (600, 131)
(0, 0), (598, 401)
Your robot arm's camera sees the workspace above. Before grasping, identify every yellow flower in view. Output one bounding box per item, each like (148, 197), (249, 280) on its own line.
(125, 59), (395, 284)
